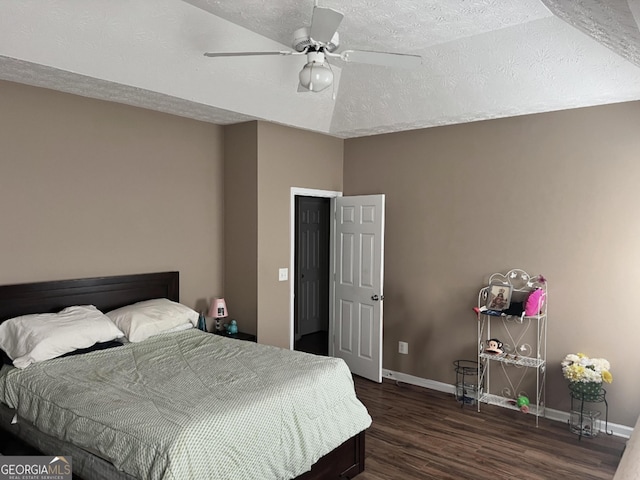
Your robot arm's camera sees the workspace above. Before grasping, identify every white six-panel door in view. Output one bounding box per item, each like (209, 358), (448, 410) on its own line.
(331, 194), (385, 383)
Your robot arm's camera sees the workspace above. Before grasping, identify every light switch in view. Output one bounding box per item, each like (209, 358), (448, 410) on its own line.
(278, 268), (288, 281)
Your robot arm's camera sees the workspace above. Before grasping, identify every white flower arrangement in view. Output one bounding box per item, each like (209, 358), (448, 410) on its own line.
(561, 353), (612, 384)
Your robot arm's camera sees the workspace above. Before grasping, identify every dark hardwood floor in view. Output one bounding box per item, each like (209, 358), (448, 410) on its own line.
(353, 376), (626, 480)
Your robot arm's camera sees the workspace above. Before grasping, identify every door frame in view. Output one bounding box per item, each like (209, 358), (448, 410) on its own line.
(289, 187), (342, 350)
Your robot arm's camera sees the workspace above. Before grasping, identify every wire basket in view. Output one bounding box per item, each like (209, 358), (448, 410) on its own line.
(454, 360), (480, 406)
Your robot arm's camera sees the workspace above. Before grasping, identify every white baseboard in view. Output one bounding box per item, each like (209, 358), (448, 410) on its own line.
(382, 369), (633, 439)
(383, 368), (456, 395)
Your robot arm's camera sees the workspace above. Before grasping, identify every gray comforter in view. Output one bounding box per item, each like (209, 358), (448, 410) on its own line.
(0, 329), (371, 480)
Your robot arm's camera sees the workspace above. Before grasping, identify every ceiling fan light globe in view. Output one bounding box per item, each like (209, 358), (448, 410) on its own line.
(299, 62), (333, 92)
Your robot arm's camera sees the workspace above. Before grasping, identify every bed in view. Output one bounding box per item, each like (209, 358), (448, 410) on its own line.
(0, 271), (369, 480)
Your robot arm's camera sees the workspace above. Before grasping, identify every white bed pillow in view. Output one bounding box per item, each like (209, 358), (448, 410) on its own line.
(167, 322), (194, 334)
(114, 322), (193, 345)
(0, 305), (125, 369)
(105, 298), (199, 343)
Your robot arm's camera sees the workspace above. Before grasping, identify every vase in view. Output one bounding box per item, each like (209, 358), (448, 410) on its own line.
(569, 381), (603, 402)
(197, 313), (207, 332)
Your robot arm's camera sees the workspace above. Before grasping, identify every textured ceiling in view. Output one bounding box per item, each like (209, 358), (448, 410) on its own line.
(1, 0), (640, 138)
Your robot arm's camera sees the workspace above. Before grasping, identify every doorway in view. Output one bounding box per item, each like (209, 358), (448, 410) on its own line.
(289, 188), (385, 382)
(289, 188), (341, 354)
(294, 195), (330, 356)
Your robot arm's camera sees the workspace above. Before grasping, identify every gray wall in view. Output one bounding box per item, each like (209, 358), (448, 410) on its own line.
(224, 121), (343, 345)
(344, 101), (640, 426)
(0, 80), (224, 312)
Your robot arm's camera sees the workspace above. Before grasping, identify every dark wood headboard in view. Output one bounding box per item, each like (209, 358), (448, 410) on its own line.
(0, 272), (179, 322)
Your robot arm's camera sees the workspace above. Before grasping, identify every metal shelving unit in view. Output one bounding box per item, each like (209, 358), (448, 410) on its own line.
(476, 269), (547, 426)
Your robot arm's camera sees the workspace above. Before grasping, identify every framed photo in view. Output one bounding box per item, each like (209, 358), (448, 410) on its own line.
(486, 284), (512, 311)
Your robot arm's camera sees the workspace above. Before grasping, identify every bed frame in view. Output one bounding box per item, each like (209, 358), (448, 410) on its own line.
(0, 271), (365, 480)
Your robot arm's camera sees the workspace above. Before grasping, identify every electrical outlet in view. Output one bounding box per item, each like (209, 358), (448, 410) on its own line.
(398, 341), (408, 354)
(278, 268), (288, 281)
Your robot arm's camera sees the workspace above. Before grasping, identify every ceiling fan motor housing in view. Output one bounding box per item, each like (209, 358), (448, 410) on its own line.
(292, 27), (339, 52)
(292, 27), (312, 52)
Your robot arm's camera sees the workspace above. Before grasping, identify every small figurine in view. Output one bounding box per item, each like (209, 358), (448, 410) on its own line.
(517, 395), (530, 413)
(226, 319), (238, 335)
(485, 338), (503, 354)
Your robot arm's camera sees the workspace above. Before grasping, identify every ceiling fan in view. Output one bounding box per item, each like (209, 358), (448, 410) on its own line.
(204, 3), (422, 93)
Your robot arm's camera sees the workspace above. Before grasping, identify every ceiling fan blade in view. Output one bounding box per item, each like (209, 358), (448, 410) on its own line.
(339, 50), (422, 69)
(204, 51), (295, 58)
(310, 6), (344, 44)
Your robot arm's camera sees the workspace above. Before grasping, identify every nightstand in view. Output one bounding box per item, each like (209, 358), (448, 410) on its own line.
(213, 330), (257, 342)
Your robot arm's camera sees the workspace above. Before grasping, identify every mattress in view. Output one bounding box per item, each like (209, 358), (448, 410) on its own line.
(0, 401), (135, 480)
(0, 329), (371, 480)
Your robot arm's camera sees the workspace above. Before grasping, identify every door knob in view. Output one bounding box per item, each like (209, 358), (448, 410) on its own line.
(371, 294), (379, 301)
